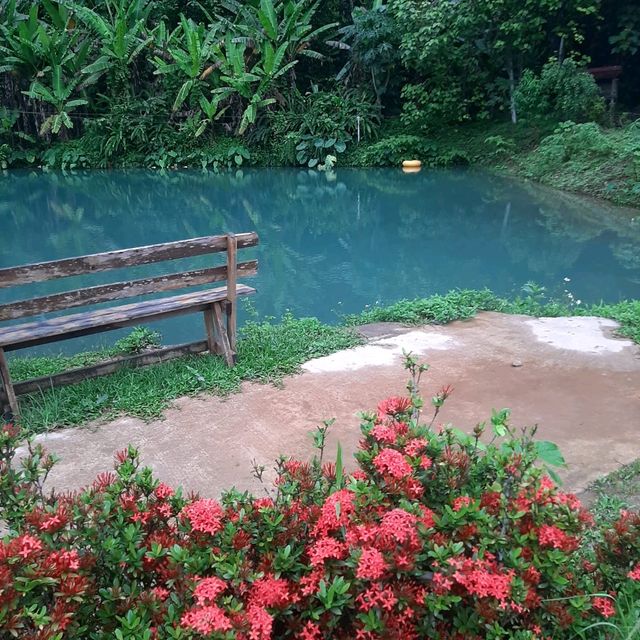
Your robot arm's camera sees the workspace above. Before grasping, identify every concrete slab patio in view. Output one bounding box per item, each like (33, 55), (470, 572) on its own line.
(28, 312), (640, 498)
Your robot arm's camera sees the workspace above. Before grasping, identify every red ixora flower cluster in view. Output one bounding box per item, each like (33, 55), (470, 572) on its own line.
(1, 388), (638, 640)
(0, 534), (90, 636)
(181, 498), (225, 535)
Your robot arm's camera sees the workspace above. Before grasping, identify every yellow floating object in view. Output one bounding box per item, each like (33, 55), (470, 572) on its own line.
(402, 166), (422, 174)
(402, 159), (422, 169)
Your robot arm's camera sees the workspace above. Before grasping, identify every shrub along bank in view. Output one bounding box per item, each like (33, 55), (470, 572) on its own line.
(1, 364), (639, 639)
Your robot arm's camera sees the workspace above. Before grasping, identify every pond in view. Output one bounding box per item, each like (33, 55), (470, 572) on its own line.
(1, 168), (639, 354)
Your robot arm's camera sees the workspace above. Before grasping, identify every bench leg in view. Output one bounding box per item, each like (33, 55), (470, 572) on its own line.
(0, 347), (19, 418)
(203, 306), (218, 356)
(226, 302), (237, 355)
(212, 303), (234, 367)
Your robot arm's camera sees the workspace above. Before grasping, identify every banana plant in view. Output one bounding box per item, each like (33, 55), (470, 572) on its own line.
(211, 0), (336, 134)
(65, 0), (152, 96)
(24, 66), (88, 134)
(0, 1), (80, 77)
(152, 14), (224, 112)
(223, 0), (336, 64)
(211, 35), (282, 134)
(279, 0), (337, 61)
(194, 94), (230, 137)
(0, 2), (41, 75)
(1, 1), (96, 135)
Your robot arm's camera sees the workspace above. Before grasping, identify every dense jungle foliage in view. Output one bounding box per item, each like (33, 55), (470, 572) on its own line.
(0, 0), (639, 202)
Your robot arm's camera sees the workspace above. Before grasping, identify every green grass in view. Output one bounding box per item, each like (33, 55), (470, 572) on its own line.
(589, 459), (640, 511)
(346, 289), (640, 344)
(438, 119), (640, 209)
(9, 315), (361, 435)
(7, 290), (640, 437)
(509, 121), (640, 208)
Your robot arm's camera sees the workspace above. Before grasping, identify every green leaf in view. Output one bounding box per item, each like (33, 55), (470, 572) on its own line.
(65, 99), (88, 109)
(491, 408), (510, 437)
(535, 441), (565, 468)
(335, 442), (344, 489)
(52, 64), (63, 101)
(308, 158), (319, 168)
(258, 0), (278, 40)
(263, 41), (275, 75)
(173, 80), (193, 112)
(544, 465), (563, 486)
(334, 140), (346, 153)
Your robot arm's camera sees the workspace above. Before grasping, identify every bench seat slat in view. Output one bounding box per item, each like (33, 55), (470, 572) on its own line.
(0, 284), (255, 351)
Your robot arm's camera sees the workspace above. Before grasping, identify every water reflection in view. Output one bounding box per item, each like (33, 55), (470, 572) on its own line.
(0, 167), (638, 353)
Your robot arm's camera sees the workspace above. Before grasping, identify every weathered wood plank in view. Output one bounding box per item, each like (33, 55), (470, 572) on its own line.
(0, 284), (256, 351)
(212, 302), (234, 366)
(203, 307), (217, 355)
(0, 347), (19, 416)
(0, 232), (259, 288)
(0, 260), (258, 321)
(0, 340), (210, 401)
(226, 234), (238, 352)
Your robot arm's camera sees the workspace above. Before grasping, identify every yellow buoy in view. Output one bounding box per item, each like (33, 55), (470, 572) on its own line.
(402, 159), (422, 173)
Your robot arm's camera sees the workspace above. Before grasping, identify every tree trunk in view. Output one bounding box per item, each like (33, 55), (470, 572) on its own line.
(507, 53), (517, 124)
(371, 69), (380, 106)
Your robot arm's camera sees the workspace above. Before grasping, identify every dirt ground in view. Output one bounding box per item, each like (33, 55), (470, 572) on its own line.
(26, 312), (640, 499)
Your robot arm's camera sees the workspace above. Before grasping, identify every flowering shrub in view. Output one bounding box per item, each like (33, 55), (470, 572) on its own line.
(1, 359), (639, 639)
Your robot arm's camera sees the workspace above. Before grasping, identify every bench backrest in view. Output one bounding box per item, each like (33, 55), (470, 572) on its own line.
(0, 232), (259, 321)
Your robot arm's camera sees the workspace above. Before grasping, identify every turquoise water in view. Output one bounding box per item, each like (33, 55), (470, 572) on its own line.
(1, 168), (639, 354)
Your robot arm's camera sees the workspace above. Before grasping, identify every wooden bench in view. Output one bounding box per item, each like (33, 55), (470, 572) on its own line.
(0, 232), (259, 417)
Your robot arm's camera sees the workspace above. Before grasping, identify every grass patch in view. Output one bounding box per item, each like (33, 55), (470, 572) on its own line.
(10, 315), (361, 436)
(589, 459), (640, 511)
(346, 289), (640, 344)
(7, 289), (640, 437)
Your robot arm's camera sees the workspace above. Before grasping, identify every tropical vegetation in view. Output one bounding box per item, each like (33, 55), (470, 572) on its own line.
(1, 0), (639, 204)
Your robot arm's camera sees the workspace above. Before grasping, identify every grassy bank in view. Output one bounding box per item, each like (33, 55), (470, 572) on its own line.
(8, 315), (361, 435)
(7, 289), (640, 436)
(344, 118), (640, 209)
(504, 121), (640, 208)
(346, 289), (640, 343)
